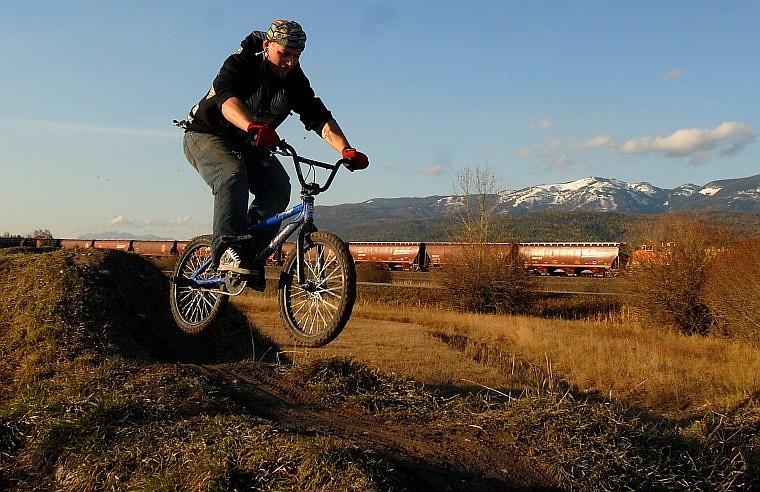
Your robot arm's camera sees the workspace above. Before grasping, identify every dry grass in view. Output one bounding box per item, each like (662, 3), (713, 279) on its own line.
(238, 292), (760, 418)
(376, 304), (760, 417)
(236, 292), (760, 490)
(4, 249), (760, 490)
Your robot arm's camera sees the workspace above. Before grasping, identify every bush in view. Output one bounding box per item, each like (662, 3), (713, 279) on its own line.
(626, 215), (721, 335)
(703, 237), (760, 341)
(439, 243), (534, 314)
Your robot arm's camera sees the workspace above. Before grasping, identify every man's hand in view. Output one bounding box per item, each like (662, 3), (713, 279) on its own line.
(341, 147), (369, 172)
(247, 123), (280, 149)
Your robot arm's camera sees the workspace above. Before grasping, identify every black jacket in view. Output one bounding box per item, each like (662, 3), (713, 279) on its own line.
(185, 32), (333, 138)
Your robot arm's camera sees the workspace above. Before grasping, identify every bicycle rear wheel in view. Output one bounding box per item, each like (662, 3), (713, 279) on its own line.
(170, 235), (228, 334)
(278, 231), (356, 347)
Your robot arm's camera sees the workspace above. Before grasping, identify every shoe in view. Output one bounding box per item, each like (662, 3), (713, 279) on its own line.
(217, 247), (266, 291)
(217, 247), (257, 275)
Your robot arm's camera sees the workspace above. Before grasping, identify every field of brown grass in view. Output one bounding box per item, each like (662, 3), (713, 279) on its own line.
(236, 290), (760, 419)
(2, 248), (759, 490)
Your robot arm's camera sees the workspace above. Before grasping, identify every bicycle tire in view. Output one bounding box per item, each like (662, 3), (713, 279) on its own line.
(169, 235), (228, 334)
(278, 231), (356, 347)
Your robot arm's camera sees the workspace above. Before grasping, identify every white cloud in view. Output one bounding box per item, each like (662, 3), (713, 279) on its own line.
(382, 164), (407, 176)
(516, 148), (534, 158)
(527, 118), (553, 130)
(575, 135), (615, 150)
(546, 155), (573, 171)
(660, 67), (684, 80)
(618, 122), (755, 164)
(421, 164), (443, 176)
(517, 122), (755, 167)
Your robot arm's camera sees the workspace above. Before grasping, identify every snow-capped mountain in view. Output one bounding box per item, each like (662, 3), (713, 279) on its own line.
(499, 176), (666, 214)
(317, 173), (760, 224)
(498, 174), (760, 214)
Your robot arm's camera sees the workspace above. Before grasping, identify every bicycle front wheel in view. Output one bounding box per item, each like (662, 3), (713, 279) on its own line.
(170, 235), (228, 334)
(278, 231), (356, 347)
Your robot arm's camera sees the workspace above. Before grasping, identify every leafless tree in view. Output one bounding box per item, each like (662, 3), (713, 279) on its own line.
(441, 165), (534, 314)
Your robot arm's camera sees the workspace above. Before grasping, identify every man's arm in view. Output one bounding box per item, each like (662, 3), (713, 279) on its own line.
(221, 97), (253, 131)
(321, 119), (351, 153)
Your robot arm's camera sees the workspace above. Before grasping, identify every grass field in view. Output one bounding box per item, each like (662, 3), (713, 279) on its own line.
(2, 248), (759, 490)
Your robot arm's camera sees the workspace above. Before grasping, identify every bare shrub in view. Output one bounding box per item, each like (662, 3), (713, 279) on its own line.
(439, 244), (534, 314)
(703, 237), (760, 341)
(447, 165), (506, 243)
(626, 214), (727, 335)
(440, 166), (534, 314)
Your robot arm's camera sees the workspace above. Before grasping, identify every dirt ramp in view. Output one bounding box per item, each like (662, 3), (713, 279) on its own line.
(0, 249), (274, 383)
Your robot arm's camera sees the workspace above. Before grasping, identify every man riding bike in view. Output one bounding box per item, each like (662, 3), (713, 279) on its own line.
(179, 19), (369, 289)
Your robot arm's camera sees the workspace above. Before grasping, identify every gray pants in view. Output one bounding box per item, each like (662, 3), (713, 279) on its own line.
(183, 131), (291, 263)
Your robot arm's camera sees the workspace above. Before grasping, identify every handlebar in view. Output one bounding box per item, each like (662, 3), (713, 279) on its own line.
(273, 140), (350, 195)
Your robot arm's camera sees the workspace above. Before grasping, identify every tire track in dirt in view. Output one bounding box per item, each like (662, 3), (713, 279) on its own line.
(189, 362), (559, 491)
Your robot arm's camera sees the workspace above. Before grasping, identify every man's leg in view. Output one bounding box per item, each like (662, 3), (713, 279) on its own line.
(183, 132), (249, 266)
(245, 148), (292, 262)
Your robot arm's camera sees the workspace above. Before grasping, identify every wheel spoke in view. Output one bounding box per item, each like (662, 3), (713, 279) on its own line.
(170, 237), (227, 333)
(279, 232), (355, 347)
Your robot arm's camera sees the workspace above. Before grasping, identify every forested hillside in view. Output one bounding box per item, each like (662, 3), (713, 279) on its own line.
(322, 211), (760, 244)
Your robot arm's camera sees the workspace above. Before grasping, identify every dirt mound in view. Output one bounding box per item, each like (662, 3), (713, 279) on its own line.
(0, 249), (275, 392)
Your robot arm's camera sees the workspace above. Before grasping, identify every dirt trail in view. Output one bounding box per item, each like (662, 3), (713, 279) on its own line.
(185, 298), (561, 491)
(190, 361), (557, 491)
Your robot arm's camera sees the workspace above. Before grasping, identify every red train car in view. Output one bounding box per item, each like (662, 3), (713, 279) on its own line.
(265, 241), (295, 266)
(60, 239), (94, 249)
(132, 240), (176, 256)
(348, 242), (425, 270)
(175, 241), (190, 256)
(423, 242), (516, 269)
(93, 239), (133, 251)
(518, 242), (622, 277)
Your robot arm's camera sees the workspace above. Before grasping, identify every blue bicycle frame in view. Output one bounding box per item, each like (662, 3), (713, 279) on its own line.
(184, 140), (345, 290)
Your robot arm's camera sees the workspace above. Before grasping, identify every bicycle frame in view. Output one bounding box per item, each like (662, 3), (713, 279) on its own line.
(184, 140), (346, 291)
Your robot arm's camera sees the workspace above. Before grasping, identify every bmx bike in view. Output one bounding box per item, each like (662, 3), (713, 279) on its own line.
(169, 140), (357, 348)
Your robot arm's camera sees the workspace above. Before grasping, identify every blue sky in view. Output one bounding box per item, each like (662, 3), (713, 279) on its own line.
(1, 1), (758, 239)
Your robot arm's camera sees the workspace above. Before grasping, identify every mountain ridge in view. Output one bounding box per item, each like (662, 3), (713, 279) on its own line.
(320, 173), (760, 219)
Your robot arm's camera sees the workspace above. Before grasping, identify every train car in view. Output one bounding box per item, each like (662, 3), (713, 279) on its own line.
(93, 239), (133, 251)
(132, 240), (177, 257)
(517, 242), (622, 277)
(60, 239), (95, 249)
(348, 242), (425, 270)
(174, 241), (191, 256)
(0, 237), (25, 249)
(423, 242), (515, 269)
(33, 238), (60, 248)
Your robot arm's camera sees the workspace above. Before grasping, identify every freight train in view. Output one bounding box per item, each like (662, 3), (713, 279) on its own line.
(346, 241), (628, 277)
(0, 237), (629, 277)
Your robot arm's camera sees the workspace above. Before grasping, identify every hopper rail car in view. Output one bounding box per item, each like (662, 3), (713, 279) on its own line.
(1, 237), (628, 277)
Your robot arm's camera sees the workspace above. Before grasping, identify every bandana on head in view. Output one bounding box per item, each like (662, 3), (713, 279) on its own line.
(266, 20), (306, 52)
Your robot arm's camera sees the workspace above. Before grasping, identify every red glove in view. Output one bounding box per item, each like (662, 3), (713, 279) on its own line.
(247, 123), (280, 149)
(341, 147), (369, 172)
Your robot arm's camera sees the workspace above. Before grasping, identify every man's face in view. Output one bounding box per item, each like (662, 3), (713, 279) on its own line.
(263, 40), (301, 77)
